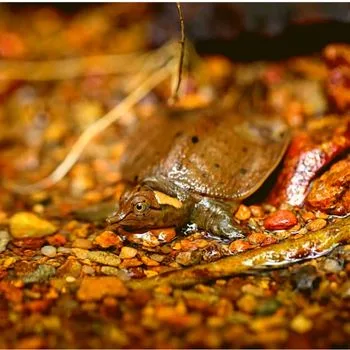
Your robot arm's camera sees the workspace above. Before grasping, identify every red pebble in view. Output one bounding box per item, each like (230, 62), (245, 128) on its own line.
(12, 238), (46, 249)
(263, 210), (297, 230)
(46, 233), (67, 247)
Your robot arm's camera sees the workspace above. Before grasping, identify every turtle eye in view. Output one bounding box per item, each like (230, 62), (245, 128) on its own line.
(134, 202), (149, 214)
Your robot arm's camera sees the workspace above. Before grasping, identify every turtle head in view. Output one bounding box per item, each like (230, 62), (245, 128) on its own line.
(106, 185), (186, 230)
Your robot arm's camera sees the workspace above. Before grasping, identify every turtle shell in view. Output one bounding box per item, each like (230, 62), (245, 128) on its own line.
(120, 108), (290, 200)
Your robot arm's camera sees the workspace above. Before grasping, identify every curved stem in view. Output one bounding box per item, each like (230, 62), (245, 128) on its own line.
(128, 216), (350, 290)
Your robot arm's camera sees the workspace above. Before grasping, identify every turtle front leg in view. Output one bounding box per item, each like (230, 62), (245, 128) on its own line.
(191, 198), (245, 240)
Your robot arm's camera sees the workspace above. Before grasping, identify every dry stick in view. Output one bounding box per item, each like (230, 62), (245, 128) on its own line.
(125, 41), (179, 93)
(8, 58), (175, 194)
(127, 216), (350, 290)
(169, 2), (186, 104)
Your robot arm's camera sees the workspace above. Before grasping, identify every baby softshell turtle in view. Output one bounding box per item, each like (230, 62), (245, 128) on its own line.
(107, 108), (289, 239)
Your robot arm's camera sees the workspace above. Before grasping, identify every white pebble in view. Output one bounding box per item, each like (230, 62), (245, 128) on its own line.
(41, 245), (57, 258)
(65, 276), (76, 283)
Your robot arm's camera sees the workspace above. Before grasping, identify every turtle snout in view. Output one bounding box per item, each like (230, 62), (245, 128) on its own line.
(106, 211), (126, 225)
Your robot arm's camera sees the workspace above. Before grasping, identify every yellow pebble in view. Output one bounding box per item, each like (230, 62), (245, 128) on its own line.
(290, 314), (313, 333)
(119, 246), (138, 259)
(307, 218), (327, 231)
(235, 204), (251, 221)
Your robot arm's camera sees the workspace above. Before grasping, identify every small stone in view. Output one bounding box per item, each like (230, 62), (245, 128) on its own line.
(12, 237), (46, 249)
(292, 265), (320, 292)
(57, 259), (82, 278)
(229, 239), (252, 253)
(250, 205), (264, 218)
(151, 228), (176, 243)
(144, 270), (158, 278)
(237, 294), (257, 314)
(72, 248), (121, 267)
(149, 254), (165, 262)
(140, 255), (159, 266)
(248, 232), (267, 245)
(10, 212), (57, 238)
(77, 276), (128, 301)
(46, 234), (67, 247)
(256, 299), (281, 316)
(65, 276), (76, 283)
(0, 230), (10, 253)
(264, 210), (297, 230)
(32, 204), (44, 214)
(316, 211), (329, 219)
(301, 211), (316, 222)
(102, 296), (117, 307)
(119, 246), (138, 259)
(176, 251), (202, 266)
(22, 264), (56, 284)
(57, 247), (72, 254)
(82, 265), (95, 275)
(119, 258), (143, 268)
(126, 231), (160, 247)
(101, 266), (130, 281)
(323, 258), (343, 273)
(41, 245), (57, 258)
(72, 238), (93, 250)
(235, 204), (251, 221)
(94, 231), (122, 248)
(307, 218), (327, 231)
(290, 314), (313, 334)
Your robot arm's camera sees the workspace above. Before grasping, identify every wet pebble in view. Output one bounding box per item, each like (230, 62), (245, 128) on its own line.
(77, 276), (128, 301)
(41, 245), (57, 258)
(72, 238), (93, 250)
(229, 239), (252, 253)
(101, 266), (130, 280)
(22, 264), (56, 284)
(250, 205), (264, 218)
(119, 246), (138, 259)
(94, 230), (122, 248)
(264, 210), (297, 230)
(82, 265), (95, 275)
(256, 299), (281, 316)
(57, 247), (72, 254)
(12, 237), (46, 249)
(46, 234), (67, 247)
(292, 265), (320, 292)
(307, 218), (327, 231)
(248, 232), (267, 245)
(9, 212), (57, 238)
(235, 204), (251, 221)
(126, 231), (160, 247)
(237, 294), (257, 314)
(0, 230), (10, 252)
(323, 258), (343, 273)
(290, 314), (313, 334)
(57, 259), (82, 278)
(176, 251), (202, 266)
(152, 228), (177, 243)
(72, 248), (121, 267)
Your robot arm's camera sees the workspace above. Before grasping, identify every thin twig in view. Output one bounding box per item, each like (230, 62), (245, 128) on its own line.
(7, 58), (175, 194)
(169, 2), (186, 104)
(125, 41), (179, 92)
